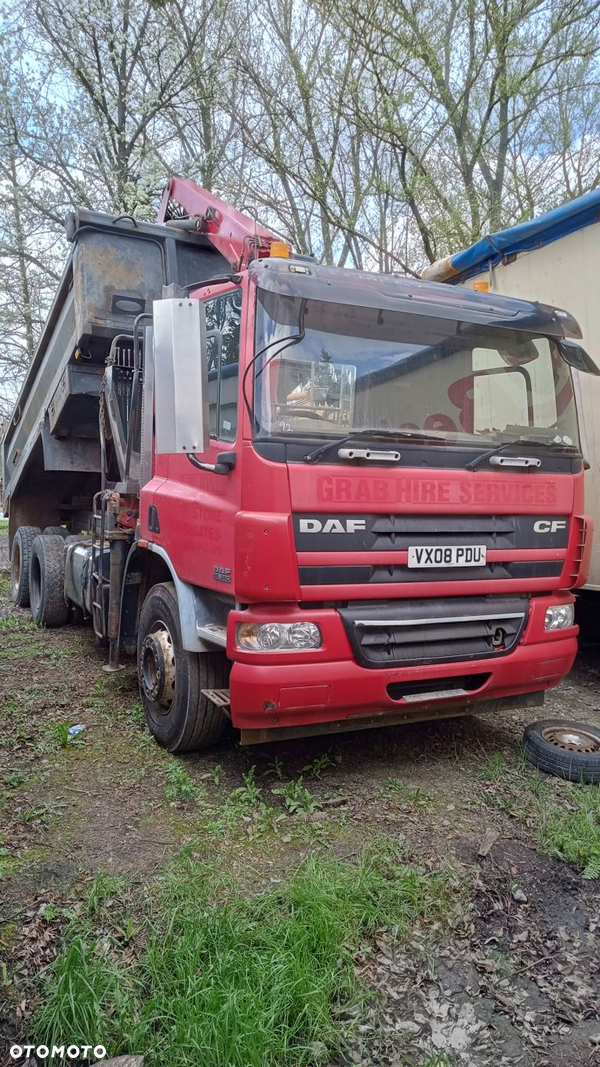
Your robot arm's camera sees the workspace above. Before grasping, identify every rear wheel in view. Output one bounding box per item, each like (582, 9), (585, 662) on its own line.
(43, 525), (68, 538)
(11, 526), (41, 607)
(29, 535), (69, 628)
(138, 581), (229, 752)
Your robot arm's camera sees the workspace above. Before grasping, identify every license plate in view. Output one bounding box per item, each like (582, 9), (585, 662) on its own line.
(407, 544), (487, 569)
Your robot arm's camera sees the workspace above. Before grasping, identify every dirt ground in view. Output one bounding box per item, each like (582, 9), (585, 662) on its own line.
(1, 550), (600, 1066)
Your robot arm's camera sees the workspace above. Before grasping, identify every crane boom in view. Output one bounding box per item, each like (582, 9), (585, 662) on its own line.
(157, 176), (281, 270)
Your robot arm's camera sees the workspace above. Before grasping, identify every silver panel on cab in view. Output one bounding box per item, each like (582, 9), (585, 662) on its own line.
(153, 298), (210, 455)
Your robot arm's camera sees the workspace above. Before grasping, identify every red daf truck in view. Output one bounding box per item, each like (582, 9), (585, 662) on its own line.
(2, 178), (596, 750)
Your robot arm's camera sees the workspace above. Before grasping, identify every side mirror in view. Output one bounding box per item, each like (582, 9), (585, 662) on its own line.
(153, 298), (210, 454)
(557, 339), (600, 376)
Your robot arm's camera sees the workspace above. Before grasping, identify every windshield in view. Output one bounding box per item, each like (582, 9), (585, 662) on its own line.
(253, 291), (580, 449)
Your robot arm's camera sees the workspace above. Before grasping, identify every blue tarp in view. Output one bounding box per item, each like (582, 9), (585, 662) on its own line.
(441, 188), (600, 284)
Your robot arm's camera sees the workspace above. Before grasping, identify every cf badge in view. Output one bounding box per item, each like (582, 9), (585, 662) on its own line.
(533, 520), (568, 534)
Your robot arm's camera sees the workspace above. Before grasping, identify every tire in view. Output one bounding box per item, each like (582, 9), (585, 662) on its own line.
(43, 525), (68, 538)
(11, 525), (41, 607)
(523, 719), (600, 783)
(138, 581), (230, 753)
(29, 535), (69, 628)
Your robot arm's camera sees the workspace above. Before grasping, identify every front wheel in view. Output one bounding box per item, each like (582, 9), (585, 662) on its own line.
(137, 581), (230, 752)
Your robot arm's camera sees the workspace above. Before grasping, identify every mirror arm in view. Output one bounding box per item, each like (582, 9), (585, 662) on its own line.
(182, 274), (241, 294)
(187, 451), (236, 475)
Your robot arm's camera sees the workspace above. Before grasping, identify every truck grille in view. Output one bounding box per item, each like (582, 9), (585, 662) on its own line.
(300, 561), (561, 585)
(369, 515), (529, 550)
(294, 512), (568, 587)
(337, 596), (529, 668)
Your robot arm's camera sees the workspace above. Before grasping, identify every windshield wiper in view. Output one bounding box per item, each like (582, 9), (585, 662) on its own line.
(303, 428), (448, 464)
(242, 298), (308, 429)
(465, 435), (577, 471)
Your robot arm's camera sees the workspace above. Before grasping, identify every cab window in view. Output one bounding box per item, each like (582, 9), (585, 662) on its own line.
(205, 289), (242, 441)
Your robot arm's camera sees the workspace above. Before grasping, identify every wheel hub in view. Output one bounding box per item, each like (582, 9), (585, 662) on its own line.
(141, 626), (176, 708)
(541, 725), (600, 754)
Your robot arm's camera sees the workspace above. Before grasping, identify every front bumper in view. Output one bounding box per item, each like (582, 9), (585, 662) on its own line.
(227, 594), (577, 731)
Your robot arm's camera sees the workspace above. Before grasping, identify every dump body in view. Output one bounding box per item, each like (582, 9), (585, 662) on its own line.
(2, 209), (227, 540)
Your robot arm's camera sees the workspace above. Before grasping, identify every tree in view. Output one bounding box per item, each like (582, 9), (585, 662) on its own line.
(25, 0), (228, 215)
(153, 0), (240, 194)
(0, 0), (234, 414)
(0, 33), (65, 418)
(0, 0), (599, 415)
(332, 0), (600, 265)
(228, 0), (376, 266)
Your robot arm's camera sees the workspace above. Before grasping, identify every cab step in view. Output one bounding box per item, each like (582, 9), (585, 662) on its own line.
(201, 688), (231, 709)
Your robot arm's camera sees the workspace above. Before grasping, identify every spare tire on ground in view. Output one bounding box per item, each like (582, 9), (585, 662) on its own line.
(523, 719), (600, 783)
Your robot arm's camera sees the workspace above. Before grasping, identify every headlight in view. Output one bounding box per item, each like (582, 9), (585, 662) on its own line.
(236, 621), (322, 651)
(544, 603), (575, 630)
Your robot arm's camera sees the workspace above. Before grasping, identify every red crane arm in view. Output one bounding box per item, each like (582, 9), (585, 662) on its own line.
(157, 176), (282, 270)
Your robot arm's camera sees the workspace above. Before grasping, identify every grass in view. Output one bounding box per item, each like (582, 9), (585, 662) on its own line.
(477, 752), (511, 782)
(379, 778), (436, 813)
(272, 775), (319, 814)
(200, 763), (224, 787)
(164, 761), (202, 803)
(264, 756), (285, 780)
(472, 748), (600, 879)
(0, 832), (26, 877)
(302, 753), (336, 779)
(539, 784), (600, 878)
(205, 766), (285, 840)
(231, 765), (262, 805)
(33, 843), (457, 1067)
(0, 612), (37, 638)
(19, 800), (64, 826)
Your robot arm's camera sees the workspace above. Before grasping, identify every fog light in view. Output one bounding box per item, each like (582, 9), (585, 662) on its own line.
(544, 603), (575, 630)
(237, 621), (322, 651)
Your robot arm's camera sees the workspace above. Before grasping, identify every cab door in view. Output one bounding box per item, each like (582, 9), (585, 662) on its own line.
(152, 282), (244, 591)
